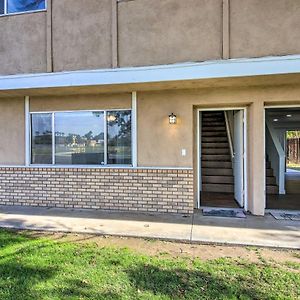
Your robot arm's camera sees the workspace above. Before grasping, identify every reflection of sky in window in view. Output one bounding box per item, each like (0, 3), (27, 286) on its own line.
(55, 112), (104, 137)
(32, 113), (52, 136)
(8, 0), (45, 13)
(0, 1), (4, 14)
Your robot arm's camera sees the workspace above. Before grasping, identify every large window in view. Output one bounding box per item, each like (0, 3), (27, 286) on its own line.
(31, 110), (132, 166)
(0, 0), (46, 15)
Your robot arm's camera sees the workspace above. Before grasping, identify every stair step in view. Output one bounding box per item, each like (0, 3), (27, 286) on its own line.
(202, 117), (224, 122)
(202, 161), (232, 168)
(202, 175), (234, 184)
(202, 126), (226, 131)
(202, 142), (229, 148)
(202, 154), (231, 162)
(266, 177), (277, 185)
(202, 148), (229, 155)
(202, 154), (231, 161)
(266, 168), (273, 176)
(202, 122), (225, 127)
(202, 112), (223, 117)
(266, 161), (271, 168)
(202, 131), (227, 137)
(202, 168), (233, 176)
(202, 137), (228, 142)
(202, 183), (234, 193)
(267, 185), (279, 194)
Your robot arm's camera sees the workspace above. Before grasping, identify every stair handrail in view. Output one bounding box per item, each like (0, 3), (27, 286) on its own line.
(266, 117), (285, 194)
(224, 111), (234, 160)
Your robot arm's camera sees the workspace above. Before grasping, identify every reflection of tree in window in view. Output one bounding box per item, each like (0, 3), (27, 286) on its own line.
(107, 111), (132, 165)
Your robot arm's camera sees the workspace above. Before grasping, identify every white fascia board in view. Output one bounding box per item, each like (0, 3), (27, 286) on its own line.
(1, 55), (300, 91)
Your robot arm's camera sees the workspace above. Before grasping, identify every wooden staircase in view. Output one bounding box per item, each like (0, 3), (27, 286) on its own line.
(201, 111), (234, 193)
(266, 157), (279, 194)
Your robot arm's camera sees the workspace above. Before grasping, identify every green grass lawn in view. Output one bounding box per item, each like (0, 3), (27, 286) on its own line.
(0, 230), (299, 300)
(287, 164), (300, 171)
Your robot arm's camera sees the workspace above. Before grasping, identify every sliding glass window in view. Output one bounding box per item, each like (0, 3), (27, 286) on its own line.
(31, 113), (52, 164)
(55, 111), (105, 165)
(30, 110), (132, 166)
(107, 110), (132, 165)
(0, 0), (46, 15)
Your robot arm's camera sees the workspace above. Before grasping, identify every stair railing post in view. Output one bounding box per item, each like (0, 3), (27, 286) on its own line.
(224, 111), (234, 164)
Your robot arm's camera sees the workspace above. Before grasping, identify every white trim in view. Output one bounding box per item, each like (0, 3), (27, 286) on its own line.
(30, 109), (133, 167)
(263, 108), (266, 209)
(197, 107), (248, 211)
(197, 111), (202, 209)
(103, 111), (108, 165)
(0, 164), (193, 170)
(30, 108), (131, 114)
(51, 112), (55, 165)
(243, 108), (248, 212)
(24, 96), (30, 166)
(131, 91), (138, 167)
(1, 55), (300, 91)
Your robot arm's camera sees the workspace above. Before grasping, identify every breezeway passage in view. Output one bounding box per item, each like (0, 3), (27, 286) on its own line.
(0, 206), (299, 249)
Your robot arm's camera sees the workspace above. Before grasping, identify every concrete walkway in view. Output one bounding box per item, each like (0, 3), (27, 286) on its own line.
(0, 206), (299, 249)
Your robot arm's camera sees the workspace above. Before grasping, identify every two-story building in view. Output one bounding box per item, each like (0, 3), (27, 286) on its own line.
(0, 0), (300, 216)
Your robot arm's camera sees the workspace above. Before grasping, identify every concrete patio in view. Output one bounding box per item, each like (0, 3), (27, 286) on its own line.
(0, 205), (299, 249)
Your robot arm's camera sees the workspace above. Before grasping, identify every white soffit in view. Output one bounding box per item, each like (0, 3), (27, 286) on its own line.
(1, 55), (300, 91)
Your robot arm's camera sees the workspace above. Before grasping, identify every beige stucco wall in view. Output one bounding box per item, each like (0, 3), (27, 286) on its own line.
(230, 0), (300, 58)
(118, 0), (222, 67)
(0, 97), (25, 164)
(52, 0), (112, 72)
(0, 12), (47, 75)
(30, 93), (132, 112)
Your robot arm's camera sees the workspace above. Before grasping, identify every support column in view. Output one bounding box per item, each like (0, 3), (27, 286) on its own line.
(25, 96), (30, 166)
(132, 91), (137, 167)
(248, 100), (265, 215)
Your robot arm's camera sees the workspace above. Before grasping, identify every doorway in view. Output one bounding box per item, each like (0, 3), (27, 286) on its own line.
(265, 107), (300, 210)
(197, 108), (247, 209)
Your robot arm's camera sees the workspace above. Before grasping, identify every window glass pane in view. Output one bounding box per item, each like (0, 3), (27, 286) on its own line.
(0, 0), (4, 14)
(107, 110), (132, 165)
(31, 113), (52, 164)
(7, 0), (45, 13)
(55, 111), (104, 165)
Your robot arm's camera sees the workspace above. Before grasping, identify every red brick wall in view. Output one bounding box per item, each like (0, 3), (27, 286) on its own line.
(0, 167), (194, 214)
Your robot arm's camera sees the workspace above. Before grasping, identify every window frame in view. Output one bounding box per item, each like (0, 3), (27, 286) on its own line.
(0, 0), (47, 17)
(30, 108), (133, 167)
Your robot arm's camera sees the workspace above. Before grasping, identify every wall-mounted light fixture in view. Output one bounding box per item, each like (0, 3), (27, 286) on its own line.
(169, 113), (177, 124)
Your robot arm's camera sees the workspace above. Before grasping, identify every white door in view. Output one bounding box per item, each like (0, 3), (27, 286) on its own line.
(234, 110), (244, 207)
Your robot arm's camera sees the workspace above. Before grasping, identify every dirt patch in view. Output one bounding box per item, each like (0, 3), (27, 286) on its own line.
(28, 231), (300, 264)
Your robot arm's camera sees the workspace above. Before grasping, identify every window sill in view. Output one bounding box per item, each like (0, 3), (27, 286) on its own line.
(0, 9), (46, 18)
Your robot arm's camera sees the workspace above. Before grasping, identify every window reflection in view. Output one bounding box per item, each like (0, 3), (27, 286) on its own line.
(7, 0), (45, 13)
(0, 1), (4, 14)
(55, 111), (105, 165)
(31, 113), (52, 164)
(107, 110), (132, 165)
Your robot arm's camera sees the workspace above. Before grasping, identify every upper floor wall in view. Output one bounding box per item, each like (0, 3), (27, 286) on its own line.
(0, 0), (300, 75)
